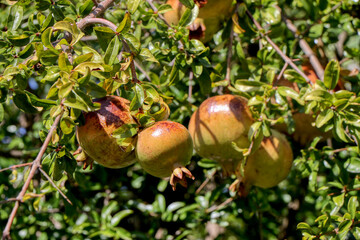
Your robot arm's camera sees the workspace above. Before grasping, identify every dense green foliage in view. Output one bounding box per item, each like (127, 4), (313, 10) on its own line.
(0, 0), (360, 239)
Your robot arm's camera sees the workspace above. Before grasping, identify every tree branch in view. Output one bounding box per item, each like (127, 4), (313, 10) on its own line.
(245, 9), (313, 85)
(2, 109), (64, 240)
(0, 163), (33, 173)
(275, 6), (325, 80)
(38, 167), (72, 205)
(77, 0), (116, 30)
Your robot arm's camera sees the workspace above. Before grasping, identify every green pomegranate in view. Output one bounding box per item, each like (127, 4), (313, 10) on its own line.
(76, 96), (137, 169)
(236, 130), (293, 196)
(188, 95), (260, 176)
(136, 121), (194, 190)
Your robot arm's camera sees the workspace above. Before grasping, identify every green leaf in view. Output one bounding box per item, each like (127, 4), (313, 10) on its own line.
(156, 194), (166, 213)
(73, 53), (94, 66)
(347, 196), (357, 219)
(127, 0), (141, 14)
(58, 52), (73, 72)
(25, 90), (57, 108)
(304, 89), (333, 102)
(116, 12), (131, 33)
(74, 62), (104, 75)
(40, 13), (54, 32)
(277, 86), (304, 105)
(104, 36), (121, 65)
(110, 210), (133, 227)
(0, 104), (4, 122)
(122, 33), (141, 53)
(139, 48), (159, 63)
(333, 193), (345, 208)
(344, 157), (360, 173)
(234, 80), (264, 93)
(315, 109), (334, 128)
(333, 115), (351, 143)
(63, 90), (99, 112)
(324, 60), (340, 90)
(283, 69), (308, 84)
(13, 90), (39, 113)
(178, 5), (199, 27)
(309, 24), (323, 38)
(54, 20), (85, 46)
(338, 220), (352, 233)
(130, 83), (145, 111)
(79, 0), (94, 16)
(7, 34), (30, 47)
(197, 68), (211, 95)
(94, 27), (116, 51)
(0, 87), (8, 103)
(7, 5), (24, 31)
(179, 0), (194, 8)
(60, 116), (76, 135)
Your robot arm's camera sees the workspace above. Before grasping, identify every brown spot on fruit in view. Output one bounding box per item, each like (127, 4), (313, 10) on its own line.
(76, 96), (138, 169)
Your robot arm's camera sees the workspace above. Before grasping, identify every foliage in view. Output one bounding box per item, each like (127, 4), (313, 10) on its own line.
(0, 0), (360, 239)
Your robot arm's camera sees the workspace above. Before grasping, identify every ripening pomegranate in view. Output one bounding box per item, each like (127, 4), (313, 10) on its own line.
(164, 0), (233, 42)
(136, 121), (194, 190)
(188, 95), (260, 176)
(236, 130), (293, 196)
(76, 96), (137, 169)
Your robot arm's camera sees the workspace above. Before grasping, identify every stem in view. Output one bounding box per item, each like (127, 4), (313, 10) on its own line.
(188, 71), (193, 102)
(275, 6), (324, 80)
(2, 109), (64, 240)
(274, 62), (288, 86)
(195, 170), (216, 194)
(206, 197), (234, 213)
(0, 198), (20, 205)
(245, 9), (313, 85)
(146, 0), (171, 28)
(0, 163), (33, 173)
(38, 167), (72, 205)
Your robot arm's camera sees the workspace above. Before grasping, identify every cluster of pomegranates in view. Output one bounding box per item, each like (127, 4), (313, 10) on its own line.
(75, 95), (194, 190)
(75, 93), (293, 195)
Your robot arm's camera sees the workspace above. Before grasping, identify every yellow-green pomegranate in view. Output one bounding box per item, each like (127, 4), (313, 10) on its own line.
(164, 0), (234, 43)
(76, 96), (137, 169)
(236, 130), (293, 196)
(188, 95), (260, 176)
(136, 121), (194, 190)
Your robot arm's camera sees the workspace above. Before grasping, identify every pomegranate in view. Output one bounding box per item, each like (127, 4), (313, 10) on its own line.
(135, 121), (194, 190)
(188, 95), (260, 176)
(235, 130), (293, 196)
(274, 76), (332, 145)
(76, 96), (138, 169)
(164, 0), (233, 42)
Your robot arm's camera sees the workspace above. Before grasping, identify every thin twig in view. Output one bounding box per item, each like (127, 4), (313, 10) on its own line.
(188, 71), (193, 102)
(245, 9), (313, 85)
(0, 198), (20, 205)
(206, 197), (234, 213)
(225, 2), (240, 86)
(274, 62), (289, 86)
(78, 17), (117, 31)
(134, 61), (151, 81)
(146, 0), (171, 28)
(0, 163), (33, 173)
(38, 168), (72, 205)
(195, 170), (216, 194)
(2, 108), (64, 240)
(275, 6), (324, 80)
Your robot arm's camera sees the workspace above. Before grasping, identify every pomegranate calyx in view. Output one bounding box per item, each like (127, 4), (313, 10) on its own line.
(169, 167), (195, 191)
(73, 147), (94, 170)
